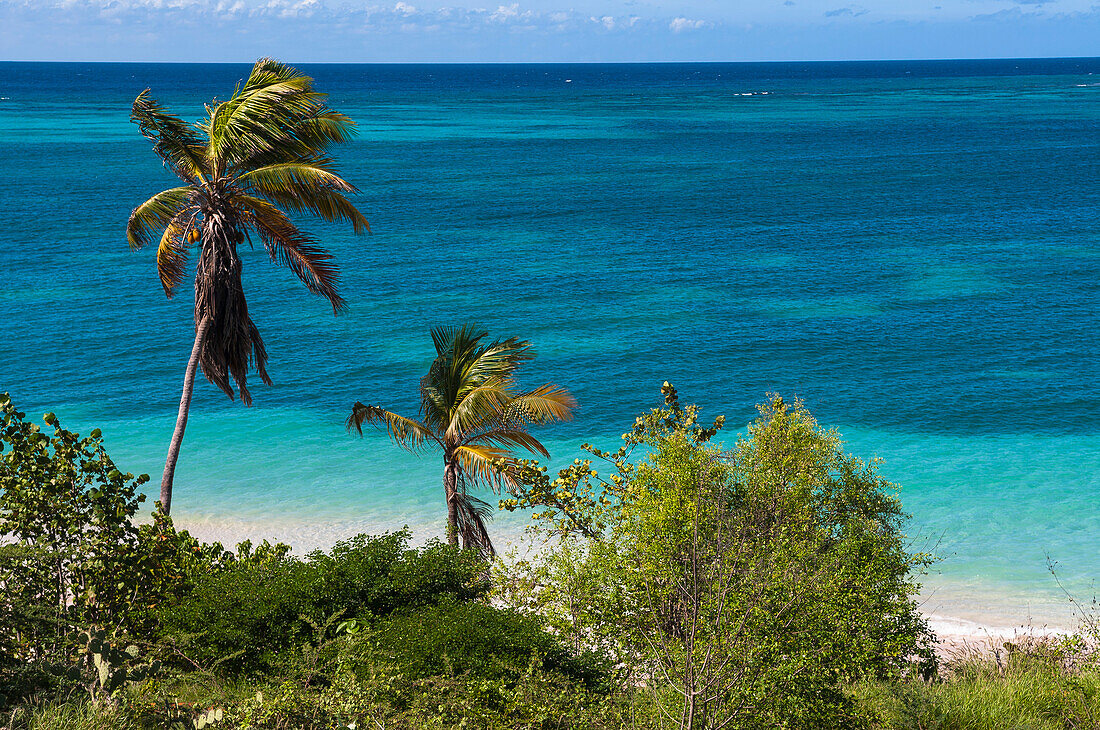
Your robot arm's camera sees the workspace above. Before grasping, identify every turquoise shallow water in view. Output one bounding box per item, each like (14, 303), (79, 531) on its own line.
(1, 59), (1099, 632)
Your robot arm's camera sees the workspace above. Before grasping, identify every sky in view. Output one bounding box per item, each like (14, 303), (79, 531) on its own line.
(0, 0), (1098, 62)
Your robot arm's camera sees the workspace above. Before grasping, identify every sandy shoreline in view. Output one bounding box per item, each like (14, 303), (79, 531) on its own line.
(924, 613), (1076, 658)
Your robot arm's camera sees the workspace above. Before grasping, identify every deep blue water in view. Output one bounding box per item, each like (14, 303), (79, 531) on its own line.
(1, 59), (1099, 630)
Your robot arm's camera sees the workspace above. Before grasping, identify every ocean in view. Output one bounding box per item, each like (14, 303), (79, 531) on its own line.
(1, 58), (1098, 635)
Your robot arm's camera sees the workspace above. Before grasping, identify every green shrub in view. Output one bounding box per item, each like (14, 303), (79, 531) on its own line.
(313, 663), (626, 729)
(503, 384), (934, 730)
(349, 600), (609, 688)
(0, 395), (270, 707)
(304, 532), (490, 618)
(121, 663), (624, 730)
(156, 531), (490, 674)
(0, 396), (150, 655)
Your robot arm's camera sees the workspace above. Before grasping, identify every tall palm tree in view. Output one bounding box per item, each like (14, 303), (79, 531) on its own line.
(127, 58), (369, 515)
(347, 325), (575, 555)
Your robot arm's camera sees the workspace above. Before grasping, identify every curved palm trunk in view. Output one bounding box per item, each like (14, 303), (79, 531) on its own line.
(443, 459), (459, 546)
(160, 316), (212, 514)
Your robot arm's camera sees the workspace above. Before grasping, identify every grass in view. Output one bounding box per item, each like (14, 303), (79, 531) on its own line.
(2, 696), (140, 730)
(853, 641), (1100, 730)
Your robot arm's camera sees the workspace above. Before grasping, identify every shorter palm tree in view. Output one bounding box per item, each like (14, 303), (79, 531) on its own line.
(347, 325), (575, 555)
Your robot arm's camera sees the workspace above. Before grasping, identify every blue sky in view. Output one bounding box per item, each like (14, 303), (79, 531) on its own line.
(1, 0), (1098, 62)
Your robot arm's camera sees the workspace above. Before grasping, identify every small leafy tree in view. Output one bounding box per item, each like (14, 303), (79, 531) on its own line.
(500, 384), (935, 729)
(0, 394), (169, 703)
(0, 394), (152, 660)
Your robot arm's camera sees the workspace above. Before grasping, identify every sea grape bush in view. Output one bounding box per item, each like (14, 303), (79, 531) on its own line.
(0, 393), (294, 703)
(0, 393), (151, 671)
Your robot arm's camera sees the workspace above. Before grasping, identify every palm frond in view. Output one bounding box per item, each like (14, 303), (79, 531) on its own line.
(238, 163), (369, 233)
(419, 324), (490, 432)
(468, 428), (551, 459)
(345, 402), (437, 451)
(130, 91), (207, 182)
(417, 325), (574, 451)
(445, 381), (514, 441)
(295, 109), (357, 149)
(239, 160), (354, 192)
(430, 323), (489, 361)
(245, 57), (316, 93)
(155, 208), (198, 297)
(239, 60), (345, 159)
(457, 336), (535, 398)
(454, 444), (522, 494)
(501, 384), (577, 426)
(127, 187), (194, 250)
(234, 194), (346, 312)
(418, 374), (452, 436)
(232, 110), (358, 172)
(205, 60), (327, 171)
(421, 325), (530, 433)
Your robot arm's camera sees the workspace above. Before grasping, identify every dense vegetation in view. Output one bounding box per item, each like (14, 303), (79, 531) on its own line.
(6, 385), (1099, 729)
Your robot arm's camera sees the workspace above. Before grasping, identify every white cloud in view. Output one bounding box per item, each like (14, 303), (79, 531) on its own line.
(1, 0), (719, 33)
(489, 2), (519, 21)
(669, 16), (705, 32)
(265, 0), (319, 18)
(213, 0), (245, 13)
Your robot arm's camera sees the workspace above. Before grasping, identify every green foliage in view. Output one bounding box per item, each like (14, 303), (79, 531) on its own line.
(0, 393), (151, 693)
(502, 383), (934, 729)
(0, 387), (959, 729)
(22, 644), (1100, 730)
(205, 665), (624, 730)
(725, 393), (935, 683)
(83, 605), (620, 729)
(110, 511), (268, 645)
(0, 394), (297, 706)
(1, 695), (145, 730)
(156, 531), (490, 674)
(348, 600), (609, 689)
(322, 663), (625, 729)
(502, 381), (725, 539)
